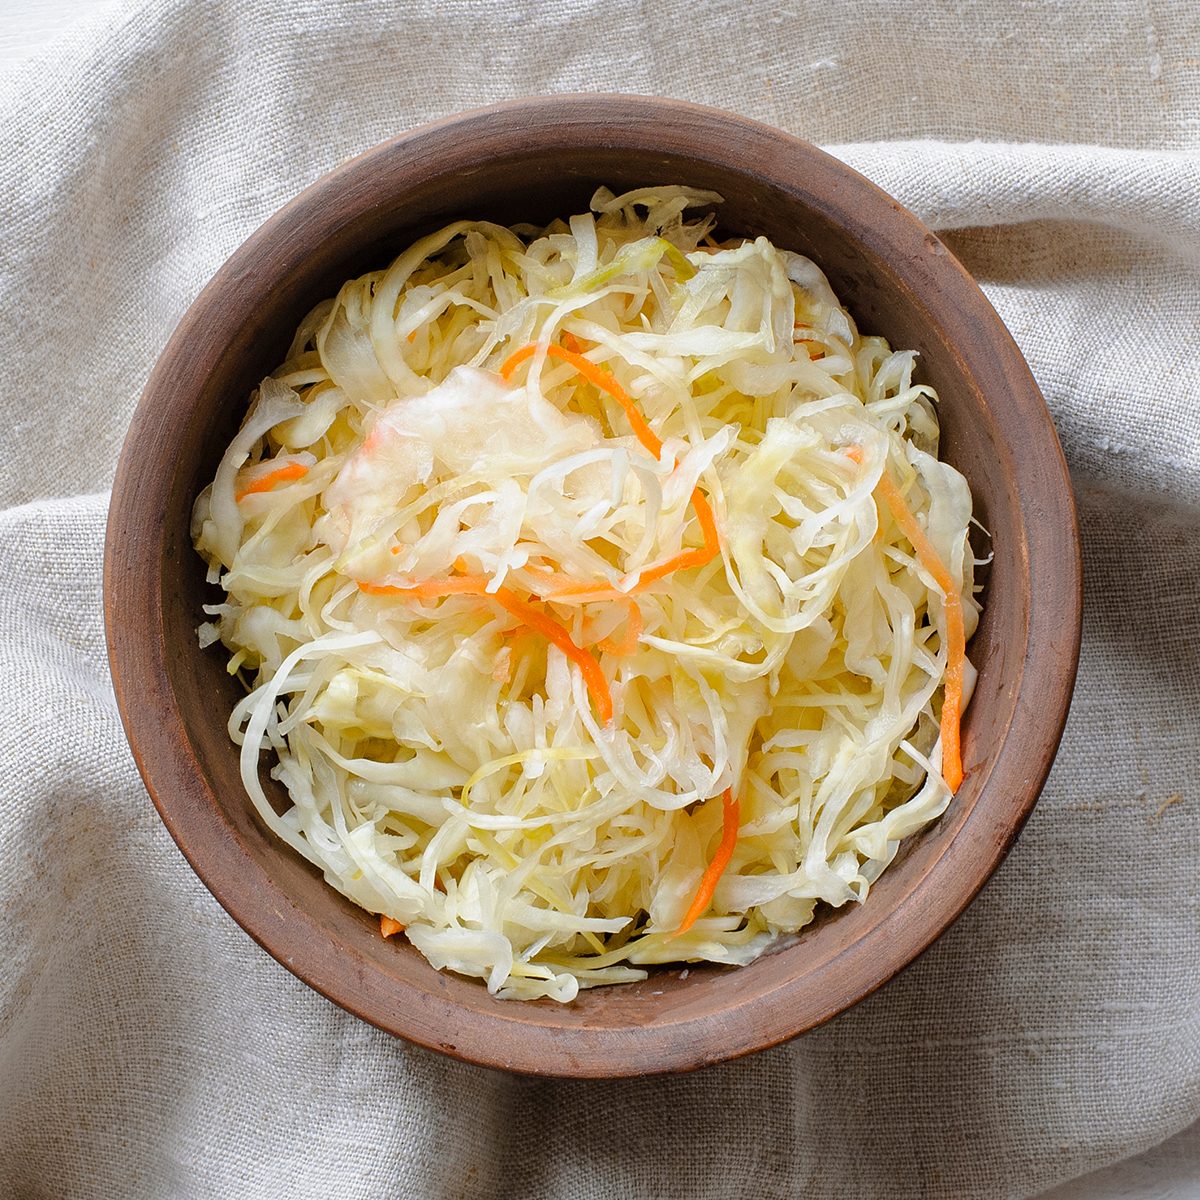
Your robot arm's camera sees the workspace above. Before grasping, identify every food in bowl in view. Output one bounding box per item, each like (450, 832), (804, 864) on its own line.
(192, 185), (981, 1002)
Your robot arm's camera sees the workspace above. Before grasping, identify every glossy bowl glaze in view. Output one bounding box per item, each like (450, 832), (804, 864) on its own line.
(104, 95), (1081, 1078)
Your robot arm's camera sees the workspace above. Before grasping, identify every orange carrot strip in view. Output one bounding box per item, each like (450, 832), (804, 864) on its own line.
(596, 600), (644, 657)
(629, 489), (720, 589)
(874, 469), (966, 791)
(355, 576), (613, 724)
(492, 587), (613, 724)
(502, 340), (723, 594)
(500, 343), (663, 459)
(528, 566), (625, 603)
(671, 789), (740, 938)
(560, 331), (588, 354)
(357, 575), (492, 599)
(536, 577), (627, 603)
(380, 915), (404, 938)
(537, 490), (719, 600)
(234, 462), (309, 501)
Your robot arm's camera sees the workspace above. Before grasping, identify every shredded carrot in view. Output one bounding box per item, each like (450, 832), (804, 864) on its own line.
(844, 443), (864, 464)
(500, 343), (663, 459)
(380, 915), (404, 938)
(358, 575), (492, 599)
(406, 329), (418, 343)
(631, 490), (720, 588)
(671, 789), (740, 938)
(560, 331), (589, 354)
(357, 576), (613, 724)
(501, 340), (722, 596)
(873, 468), (966, 791)
(532, 491), (718, 600)
(535, 492), (719, 602)
(492, 587), (613, 724)
(596, 600), (644, 657)
(536, 577), (627, 603)
(234, 461), (308, 501)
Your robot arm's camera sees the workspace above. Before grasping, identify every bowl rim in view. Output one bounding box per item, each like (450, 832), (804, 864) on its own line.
(104, 93), (1082, 1078)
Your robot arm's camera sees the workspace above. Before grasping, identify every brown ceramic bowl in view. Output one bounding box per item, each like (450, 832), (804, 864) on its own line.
(104, 95), (1081, 1078)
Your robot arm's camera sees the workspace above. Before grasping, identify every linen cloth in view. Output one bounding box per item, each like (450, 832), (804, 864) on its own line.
(1, 0), (1198, 1196)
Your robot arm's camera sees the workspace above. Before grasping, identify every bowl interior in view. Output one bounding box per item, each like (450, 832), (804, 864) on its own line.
(108, 97), (1080, 1077)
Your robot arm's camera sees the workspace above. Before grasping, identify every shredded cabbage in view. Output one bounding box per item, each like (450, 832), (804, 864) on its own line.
(193, 185), (982, 1002)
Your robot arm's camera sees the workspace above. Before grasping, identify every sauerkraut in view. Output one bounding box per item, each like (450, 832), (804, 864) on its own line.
(192, 185), (981, 1002)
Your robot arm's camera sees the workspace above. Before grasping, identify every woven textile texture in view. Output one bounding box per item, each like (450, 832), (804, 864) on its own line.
(1, 1), (1197, 1197)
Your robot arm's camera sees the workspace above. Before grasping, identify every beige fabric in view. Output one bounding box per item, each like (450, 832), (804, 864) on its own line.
(1, 1), (1198, 1196)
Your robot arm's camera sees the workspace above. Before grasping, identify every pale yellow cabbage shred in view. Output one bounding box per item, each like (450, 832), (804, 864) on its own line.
(192, 185), (980, 1002)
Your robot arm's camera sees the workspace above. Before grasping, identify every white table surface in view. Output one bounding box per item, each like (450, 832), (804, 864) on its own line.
(3, 1), (1197, 1196)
